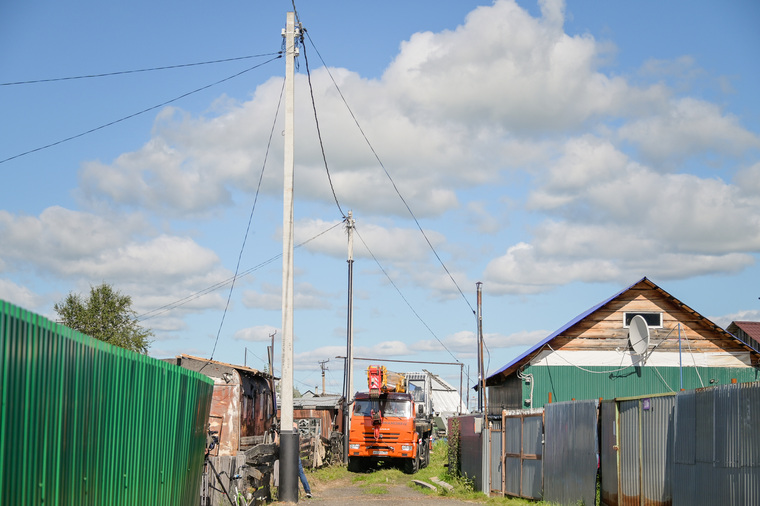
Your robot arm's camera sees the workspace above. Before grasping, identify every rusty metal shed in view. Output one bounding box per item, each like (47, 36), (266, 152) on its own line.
(169, 354), (278, 506)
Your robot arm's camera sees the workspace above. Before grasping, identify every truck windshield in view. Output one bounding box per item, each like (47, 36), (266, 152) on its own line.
(354, 399), (411, 418)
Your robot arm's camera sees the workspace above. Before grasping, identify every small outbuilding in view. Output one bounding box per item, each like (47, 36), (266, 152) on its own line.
(727, 320), (760, 352)
(169, 354), (277, 505)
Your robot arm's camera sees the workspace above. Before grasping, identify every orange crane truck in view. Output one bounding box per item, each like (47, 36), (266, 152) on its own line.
(347, 365), (432, 474)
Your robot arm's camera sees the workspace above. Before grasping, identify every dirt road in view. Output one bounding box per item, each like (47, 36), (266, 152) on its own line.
(275, 474), (478, 505)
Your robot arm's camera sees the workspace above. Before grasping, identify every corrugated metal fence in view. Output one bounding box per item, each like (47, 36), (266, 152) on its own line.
(673, 383), (760, 505)
(0, 300), (214, 505)
(543, 399), (598, 505)
(474, 381), (760, 505)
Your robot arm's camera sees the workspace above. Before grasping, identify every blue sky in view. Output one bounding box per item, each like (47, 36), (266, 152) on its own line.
(2, 0), (759, 402)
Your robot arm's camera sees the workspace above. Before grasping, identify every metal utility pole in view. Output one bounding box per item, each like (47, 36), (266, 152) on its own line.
(343, 211), (355, 463)
(279, 11), (299, 503)
(477, 282), (485, 413)
(319, 359), (329, 394)
(268, 331), (276, 375)
(466, 365), (471, 411)
(459, 363), (464, 415)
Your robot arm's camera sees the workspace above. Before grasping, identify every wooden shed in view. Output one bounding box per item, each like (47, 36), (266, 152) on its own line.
(486, 277), (760, 412)
(727, 320), (760, 351)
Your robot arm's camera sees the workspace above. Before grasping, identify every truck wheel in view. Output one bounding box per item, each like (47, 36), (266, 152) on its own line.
(403, 453), (419, 474)
(348, 457), (362, 473)
(420, 441), (429, 469)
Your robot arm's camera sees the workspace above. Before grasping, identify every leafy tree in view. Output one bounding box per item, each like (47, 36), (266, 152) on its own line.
(54, 283), (153, 354)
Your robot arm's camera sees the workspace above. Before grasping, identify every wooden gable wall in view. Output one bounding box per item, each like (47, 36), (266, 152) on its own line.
(551, 281), (756, 364)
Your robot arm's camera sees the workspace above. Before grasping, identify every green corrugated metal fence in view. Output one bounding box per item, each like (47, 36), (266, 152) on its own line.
(522, 364), (760, 408)
(0, 300), (214, 505)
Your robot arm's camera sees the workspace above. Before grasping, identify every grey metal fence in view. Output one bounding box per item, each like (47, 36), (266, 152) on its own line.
(463, 382), (760, 505)
(543, 399), (598, 506)
(672, 383), (760, 505)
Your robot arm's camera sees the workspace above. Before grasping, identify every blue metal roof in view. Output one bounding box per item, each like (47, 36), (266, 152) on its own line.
(487, 277), (649, 382)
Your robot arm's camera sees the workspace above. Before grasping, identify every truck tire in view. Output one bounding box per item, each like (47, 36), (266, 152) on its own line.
(403, 452), (419, 474)
(420, 440), (429, 469)
(347, 457), (363, 473)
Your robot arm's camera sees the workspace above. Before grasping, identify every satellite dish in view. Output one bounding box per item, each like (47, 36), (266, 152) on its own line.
(629, 315), (650, 355)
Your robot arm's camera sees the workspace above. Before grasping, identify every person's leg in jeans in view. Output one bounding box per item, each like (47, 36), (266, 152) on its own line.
(297, 456), (312, 497)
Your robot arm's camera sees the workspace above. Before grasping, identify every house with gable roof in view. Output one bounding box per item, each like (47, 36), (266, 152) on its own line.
(485, 277), (760, 412)
(727, 320), (760, 352)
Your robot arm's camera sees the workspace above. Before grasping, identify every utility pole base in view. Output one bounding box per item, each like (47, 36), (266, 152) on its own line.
(279, 430), (299, 503)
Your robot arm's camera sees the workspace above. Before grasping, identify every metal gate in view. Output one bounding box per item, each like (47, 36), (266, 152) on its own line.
(496, 410), (543, 499)
(543, 399), (599, 506)
(613, 394), (675, 506)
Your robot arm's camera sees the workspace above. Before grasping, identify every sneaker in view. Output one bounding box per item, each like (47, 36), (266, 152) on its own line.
(306, 493), (313, 498)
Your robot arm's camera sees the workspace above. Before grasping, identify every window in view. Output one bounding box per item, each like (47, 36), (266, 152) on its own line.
(624, 312), (662, 328)
(353, 399), (411, 417)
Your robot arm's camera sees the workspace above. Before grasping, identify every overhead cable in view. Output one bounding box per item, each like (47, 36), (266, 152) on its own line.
(299, 28), (346, 219)
(301, 31), (476, 317)
(138, 221), (344, 321)
(0, 55), (281, 165)
(1, 53), (281, 86)
(205, 77), (286, 364)
(355, 226), (461, 364)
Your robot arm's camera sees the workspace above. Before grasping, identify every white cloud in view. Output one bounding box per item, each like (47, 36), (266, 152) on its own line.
(242, 281), (334, 311)
(0, 279), (44, 311)
(234, 324), (280, 343)
(357, 340), (413, 358)
(383, 0), (662, 131)
(711, 309), (760, 330)
(619, 97), (760, 163)
(412, 329), (546, 355)
(69, 0), (678, 222)
(242, 283), (281, 311)
(735, 162), (760, 202)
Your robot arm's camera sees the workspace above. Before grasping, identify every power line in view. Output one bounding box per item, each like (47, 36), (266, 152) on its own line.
(301, 31), (476, 317)
(1, 53), (281, 86)
(300, 28), (345, 219)
(0, 55), (282, 165)
(206, 76), (286, 363)
(354, 226), (461, 364)
(137, 221), (344, 321)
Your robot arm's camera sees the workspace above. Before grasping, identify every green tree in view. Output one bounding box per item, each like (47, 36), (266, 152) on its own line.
(54, 283), (153, 354)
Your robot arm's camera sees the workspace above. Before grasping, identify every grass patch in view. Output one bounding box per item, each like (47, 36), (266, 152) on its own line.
(364, 485), (390, 495)
(309, 440), (554, 504)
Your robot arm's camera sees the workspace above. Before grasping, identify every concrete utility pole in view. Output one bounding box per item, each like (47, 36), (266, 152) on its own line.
(279, 11), (299, 503)
(343, 210), (355, 463)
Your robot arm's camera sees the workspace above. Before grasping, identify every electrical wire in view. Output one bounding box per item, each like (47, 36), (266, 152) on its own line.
(0, 55), (281, 165)
(544, 343), (638, 374)
(299, 29), (345, 219)
(139, 221), (344, 321)
(682, 332), (705, 387)
(1, 53), (281, 86)
(300, 30), (476, 318)
(205, 76), (286, 365)
(354, 226), (461, 365)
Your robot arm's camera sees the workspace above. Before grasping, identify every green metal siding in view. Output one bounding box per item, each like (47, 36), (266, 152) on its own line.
(0, 300), (214, 505)
(521, 364), (760, 409)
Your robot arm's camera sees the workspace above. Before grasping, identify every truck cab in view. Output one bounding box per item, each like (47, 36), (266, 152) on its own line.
(347, 391), (431, 474)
